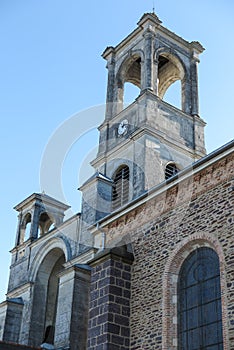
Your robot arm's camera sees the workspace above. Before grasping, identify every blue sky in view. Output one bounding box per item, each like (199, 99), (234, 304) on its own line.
(0, 1), (233, 302)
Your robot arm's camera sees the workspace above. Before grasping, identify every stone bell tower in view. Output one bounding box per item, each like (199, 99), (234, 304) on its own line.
(80, 12), (206, 229)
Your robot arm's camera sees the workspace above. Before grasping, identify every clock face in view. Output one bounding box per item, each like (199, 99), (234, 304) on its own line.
(118, 119), (128, 135)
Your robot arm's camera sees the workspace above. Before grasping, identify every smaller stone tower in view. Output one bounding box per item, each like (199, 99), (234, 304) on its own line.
(14, 193), (69, 245)
(0, 193), (70, 346)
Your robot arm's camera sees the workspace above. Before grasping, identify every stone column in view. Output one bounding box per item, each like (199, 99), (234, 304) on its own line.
(87, 246), (134, 350)
(153, 57), (159, 95)
(54, 264), (91, 350)
(191, 58), (199, 116)
(182, 76), (192, 115)
(30, 204), (40, 240)
(143, 30), (154, 91)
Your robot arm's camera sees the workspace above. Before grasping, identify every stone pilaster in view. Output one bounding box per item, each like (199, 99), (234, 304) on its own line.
(1, 298), (24, 343)
(87, 246), (134, 350)
(191, 57), (199, 116)
(54, 264), (91, 350)
(105, 56), (116, 121)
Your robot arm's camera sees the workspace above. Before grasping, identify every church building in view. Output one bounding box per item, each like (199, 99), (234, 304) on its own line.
(0, 12), (233, 350)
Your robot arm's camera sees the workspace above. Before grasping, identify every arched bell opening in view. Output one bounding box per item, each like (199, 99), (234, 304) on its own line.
(29, 248), (65, 347)
(20, 212), (32, 244)
(116, 54), (142, 111)
(38, 212), (55, 237)
(157, 52), (185, 111)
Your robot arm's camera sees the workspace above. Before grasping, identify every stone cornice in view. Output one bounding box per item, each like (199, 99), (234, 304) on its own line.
(63, 248), (98, 267)
(102, 13), (204, 62)
(7, 282), (34, 298)
(90, 139), (234, 236)
(14, 193), (70, 212)
(88, 246), (134, 267)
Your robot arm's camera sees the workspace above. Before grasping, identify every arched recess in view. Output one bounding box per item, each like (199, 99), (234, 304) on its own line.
(28, 246), (66, 347)
(156, 49), (187, 111)
(116, 51), (143, 110)
(112, 165), (130, 210)
(162, 232), (228, 350)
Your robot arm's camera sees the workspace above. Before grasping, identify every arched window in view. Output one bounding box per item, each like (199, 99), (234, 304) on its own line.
(178, 247), (223, 349)
(112, 165), (129, 210)
(165, 162), (178, 180)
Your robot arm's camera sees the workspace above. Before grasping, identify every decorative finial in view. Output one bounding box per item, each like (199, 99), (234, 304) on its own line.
(152, 0), (155, 13)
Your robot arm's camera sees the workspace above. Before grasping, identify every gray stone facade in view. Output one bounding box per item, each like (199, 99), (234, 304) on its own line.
(0, 11), (233, 350)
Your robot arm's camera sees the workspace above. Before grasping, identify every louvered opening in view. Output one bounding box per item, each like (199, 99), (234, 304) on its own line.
(165, 163), (178, 180)
(112, 166), (129, 210)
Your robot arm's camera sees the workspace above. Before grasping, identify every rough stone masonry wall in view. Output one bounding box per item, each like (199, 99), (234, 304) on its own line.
(105, 152), (234, 349)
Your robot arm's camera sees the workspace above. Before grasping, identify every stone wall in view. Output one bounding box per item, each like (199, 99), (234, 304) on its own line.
(101, 150), (234, 349)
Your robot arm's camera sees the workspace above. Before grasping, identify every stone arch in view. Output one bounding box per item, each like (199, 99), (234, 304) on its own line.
(116, 50), (144, 108)
(28, 239), (69, 347)
(155, 48), (187, 109)
(29, 236), (70, 282)
(162, 232), (228, 350)
(109, 161), (130, 179)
